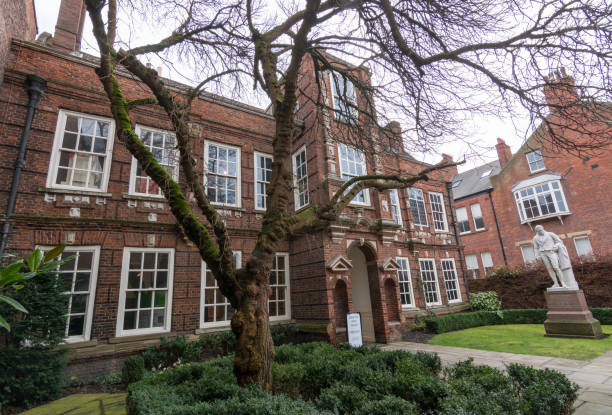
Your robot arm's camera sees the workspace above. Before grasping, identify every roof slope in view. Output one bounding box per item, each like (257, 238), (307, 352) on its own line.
(451, 160), (501, 200)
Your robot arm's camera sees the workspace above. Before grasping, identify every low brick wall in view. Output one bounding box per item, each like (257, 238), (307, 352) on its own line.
(469, 260), (612, 309)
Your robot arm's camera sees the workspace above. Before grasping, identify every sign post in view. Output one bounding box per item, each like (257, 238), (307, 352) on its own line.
(346, 312), (363, 347)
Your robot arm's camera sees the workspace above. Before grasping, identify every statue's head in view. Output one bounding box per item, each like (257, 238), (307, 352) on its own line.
(535, 225), (545, 235)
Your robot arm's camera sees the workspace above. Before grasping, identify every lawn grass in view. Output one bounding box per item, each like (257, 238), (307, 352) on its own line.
(21, 393), (127, 415)
(428, 324), (612, 360)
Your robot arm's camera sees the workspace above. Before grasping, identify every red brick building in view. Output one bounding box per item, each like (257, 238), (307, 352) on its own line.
(452, 72), (612, 278)
(0, 0), (37, 90)
(1, 0), (467, 374)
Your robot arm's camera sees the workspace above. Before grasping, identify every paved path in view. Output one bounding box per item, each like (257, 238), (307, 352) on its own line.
(382, 342), (612, 414)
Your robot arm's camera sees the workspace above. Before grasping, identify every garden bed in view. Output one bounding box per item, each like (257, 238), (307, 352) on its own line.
(126, 342), (579, 415)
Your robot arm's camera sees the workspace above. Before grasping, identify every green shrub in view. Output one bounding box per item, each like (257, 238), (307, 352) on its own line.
(0, 347), (68, 408)
(489, 266), (518, 279)
(122, 355), (146, 384)
(272, 362), (305, 398)
(316, 382), (368, 414)
(424, 309), (548, 333)
(142, 336), (201, 370)
(355, 395), (419, 415)
(590, 308), (612, 324)
(469, 291), (502, 311)
(507, 364), (579, 415)
(0, 271), (69, 408)
(126, 343), (579, 415)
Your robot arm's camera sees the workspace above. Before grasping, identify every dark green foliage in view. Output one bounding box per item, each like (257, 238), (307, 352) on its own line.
(316, 382), (368, 414)
(0, 272), (69, 347)
(425, 309), (548, 333)
(122, 355), (146, 384)
(424, 308), (612, 333)
(469, 291), (502, 311)
(0, 347), (68, 408)
(354, 395), (419, 415)
(591, 308), (612, 324)
(127, 343), (578, 415)
(0, 271), (69, 408)
(142, 336), (202, 370)
(507, 363), (579, 415)
(272, 362), (305, 398)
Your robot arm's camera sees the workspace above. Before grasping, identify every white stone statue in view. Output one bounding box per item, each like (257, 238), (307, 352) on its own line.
(533, 225), (578, 289)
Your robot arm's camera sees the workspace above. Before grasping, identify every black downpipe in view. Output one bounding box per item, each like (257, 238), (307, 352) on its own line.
(0, 74), (47, 255)
(488, 190), (508, 265)
(446, 181), (470, 301)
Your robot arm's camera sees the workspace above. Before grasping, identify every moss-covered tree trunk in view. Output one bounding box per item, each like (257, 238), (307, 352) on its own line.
(231, 269), (274, 388)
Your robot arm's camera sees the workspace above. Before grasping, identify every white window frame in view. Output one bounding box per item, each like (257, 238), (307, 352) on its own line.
(408, 188), (428, 226)
(440, 258), (461, 303)
(292, 145), (309, 210)
(204, 140), (241, 208)
(480, 252), (494, 275)
(38, 245), (100, 343)
(116, 247), (174, 337)
(526, 150), (546, 173)
(254, 151), (273, 211)
(329, 71), (357, 122)
(464, 254), (480, 279)
(129, 125), (179, 198)
(514, 180), (569, 223)
(520, 244), (536, 265)
(573, 236), (593, 258)
(429, 192), (448, 232)
(456, 207), (470, 234)
(470, 203), (485, 231)
(269, 252), (291, 322)
(338, 143), (370, 206)
(46, 110), (115, 192)
(396, 257), (414, 308)
(389, 189), (403, 226)
(200, 251), (241, 329)
(418, 258), (441, 306)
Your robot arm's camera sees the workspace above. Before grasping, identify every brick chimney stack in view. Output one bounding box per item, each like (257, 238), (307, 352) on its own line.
(53, 0), (86, 53)
(441, 153), (458, 177)
(495, 138), (512, 168)
(543, 68), (580, 110)
(382, 121), (403, 154)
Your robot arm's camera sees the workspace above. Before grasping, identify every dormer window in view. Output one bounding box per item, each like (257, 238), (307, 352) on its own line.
(526, 150), (545, 173)
(452, 179), (462, 188)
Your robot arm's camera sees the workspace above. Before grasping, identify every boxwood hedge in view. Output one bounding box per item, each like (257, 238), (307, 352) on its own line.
(425, 308), (612, 334)
(126, 342), (578, 415)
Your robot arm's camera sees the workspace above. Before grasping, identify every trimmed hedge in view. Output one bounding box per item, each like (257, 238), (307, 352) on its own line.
(425, 308), (612, 333)
(127, 342), (579, 415)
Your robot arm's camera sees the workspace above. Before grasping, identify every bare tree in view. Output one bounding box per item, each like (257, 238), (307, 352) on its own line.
(83, 0), (611, 388)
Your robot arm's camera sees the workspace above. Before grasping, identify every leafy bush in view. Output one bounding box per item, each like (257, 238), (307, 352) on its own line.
(0, 347), (68, 408)
(507, 364), (579, 415)
(591, 308), (612, 325)
(355, 395), (419, 415)
(489, 266), (518, 279)
(0, 270), (69, 408)
(142, 336), (201, 370)
(469, 291), (502, 311)
(122, 355), (146, 384)
(127, 343), (579, 415)
(425, 309), (548, 333)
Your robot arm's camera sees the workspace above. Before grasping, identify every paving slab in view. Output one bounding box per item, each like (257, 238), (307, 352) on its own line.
(574, 402), (612, 415)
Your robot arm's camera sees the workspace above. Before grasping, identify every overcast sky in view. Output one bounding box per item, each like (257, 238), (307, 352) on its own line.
(33, 0), (533, 172)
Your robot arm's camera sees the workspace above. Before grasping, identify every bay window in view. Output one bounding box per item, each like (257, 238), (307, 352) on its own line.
(514, 180), (568, 223)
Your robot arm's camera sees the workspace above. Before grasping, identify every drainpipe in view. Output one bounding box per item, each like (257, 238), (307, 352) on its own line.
(0, 74), (47, 255)
(446, 181), (470, 300)
(488, 189), (508, 265)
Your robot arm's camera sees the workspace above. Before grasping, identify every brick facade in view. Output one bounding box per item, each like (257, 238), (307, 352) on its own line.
(0, 13), (467, 367)
(453, 73), (612, 277)
(0, 0), (36, 91)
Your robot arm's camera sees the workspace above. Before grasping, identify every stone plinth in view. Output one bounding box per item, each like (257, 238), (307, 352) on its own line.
(544, 289), (605, 338)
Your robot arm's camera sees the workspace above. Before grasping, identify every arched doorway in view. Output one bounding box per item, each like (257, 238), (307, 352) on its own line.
(348, 245), (376, 343)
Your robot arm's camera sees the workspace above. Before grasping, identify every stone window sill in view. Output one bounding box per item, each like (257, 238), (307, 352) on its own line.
(109, 331), (177, 344)
(122, 193), (168, 203)
(39, 187), (112, 198)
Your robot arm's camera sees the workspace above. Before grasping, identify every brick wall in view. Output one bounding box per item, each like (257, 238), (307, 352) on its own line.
(0, 0), (36, 91)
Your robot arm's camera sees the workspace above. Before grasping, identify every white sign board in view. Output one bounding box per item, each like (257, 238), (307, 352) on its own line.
(346, 312), (363, 348)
